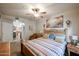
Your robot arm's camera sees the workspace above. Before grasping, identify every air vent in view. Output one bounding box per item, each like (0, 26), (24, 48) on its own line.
(40, 12), (47, 14)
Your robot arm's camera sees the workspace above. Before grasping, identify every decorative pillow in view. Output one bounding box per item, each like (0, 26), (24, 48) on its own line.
(55, 34), (66, 43)
(43, 34), (49, 39)
(49, 34), (55, 40)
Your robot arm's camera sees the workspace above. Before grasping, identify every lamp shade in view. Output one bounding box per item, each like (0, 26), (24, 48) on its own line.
(72, 36), (78, 40)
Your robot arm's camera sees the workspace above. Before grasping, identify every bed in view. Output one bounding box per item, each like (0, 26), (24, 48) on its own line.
(21, 38), (67, 56)
(21, 29), (67, 56)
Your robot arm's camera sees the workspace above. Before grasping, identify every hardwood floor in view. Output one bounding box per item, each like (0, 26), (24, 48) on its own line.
(0, 42), (22, 56)
(0, 42), (10, 56)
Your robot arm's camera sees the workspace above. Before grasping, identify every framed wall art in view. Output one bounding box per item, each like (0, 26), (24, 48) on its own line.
(46, 15), (63, 28)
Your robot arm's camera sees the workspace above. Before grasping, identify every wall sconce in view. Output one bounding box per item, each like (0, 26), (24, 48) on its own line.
(66, 20), (71, 27)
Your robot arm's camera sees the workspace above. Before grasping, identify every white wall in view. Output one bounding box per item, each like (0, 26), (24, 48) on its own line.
(2, 22), (13, 41)
(63, 8), (79, 36)
(36, 8), (79, 36)
(1, 15), (36, 41)
(19, 18), (36, 40)
(36, 18), (46, 33)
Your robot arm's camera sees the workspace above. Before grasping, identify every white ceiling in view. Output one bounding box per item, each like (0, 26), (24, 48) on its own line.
(0, 3), (79, 20)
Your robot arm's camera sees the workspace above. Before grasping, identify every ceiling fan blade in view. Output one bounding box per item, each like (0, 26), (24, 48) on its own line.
(40, 12), (47, 14)
(25, 13), (31, 15)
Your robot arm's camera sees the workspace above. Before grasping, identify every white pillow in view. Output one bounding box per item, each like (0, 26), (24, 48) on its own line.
(55, 38), (65, 43)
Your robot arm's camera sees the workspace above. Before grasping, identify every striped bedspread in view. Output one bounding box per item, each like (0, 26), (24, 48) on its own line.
(23, 38), (66, 56)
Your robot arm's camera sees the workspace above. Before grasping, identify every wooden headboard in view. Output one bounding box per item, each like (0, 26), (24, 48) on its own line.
(44, 28), (66, 35)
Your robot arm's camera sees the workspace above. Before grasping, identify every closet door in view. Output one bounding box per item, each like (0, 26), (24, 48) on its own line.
(2, 22), (13, 41)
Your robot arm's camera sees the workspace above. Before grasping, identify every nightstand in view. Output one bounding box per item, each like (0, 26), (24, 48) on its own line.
(67, 44), (79, 56)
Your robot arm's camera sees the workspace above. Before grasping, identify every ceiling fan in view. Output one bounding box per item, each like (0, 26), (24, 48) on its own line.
(25, 8), (47, 18)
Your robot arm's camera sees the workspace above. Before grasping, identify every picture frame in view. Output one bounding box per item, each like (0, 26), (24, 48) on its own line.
(45, 15), (63, 29)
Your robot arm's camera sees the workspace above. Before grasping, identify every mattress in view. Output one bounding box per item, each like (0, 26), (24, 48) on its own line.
(23, 38), (66, 56)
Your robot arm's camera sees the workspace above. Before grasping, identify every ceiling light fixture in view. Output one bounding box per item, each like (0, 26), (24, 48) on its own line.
(31, 7), (47, 18)
(32, 8), (40, 13)
(34, 13), (39, 17)
(32, 8), (40, 17)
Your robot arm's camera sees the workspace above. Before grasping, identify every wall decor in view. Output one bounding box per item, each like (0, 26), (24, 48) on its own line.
(29, 25), (33, 31)
(66, 20), (71, 27)
(46, 15), (63, 28)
